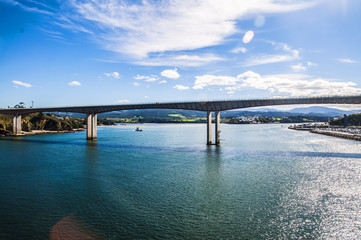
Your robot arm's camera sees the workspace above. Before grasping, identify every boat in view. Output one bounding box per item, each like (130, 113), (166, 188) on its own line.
(135, 127), (143, 131)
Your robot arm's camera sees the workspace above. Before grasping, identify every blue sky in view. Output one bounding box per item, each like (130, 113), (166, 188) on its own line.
(1, 0), (361, 109)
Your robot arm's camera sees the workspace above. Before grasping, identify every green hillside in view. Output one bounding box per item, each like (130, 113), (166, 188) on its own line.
(0, 113), (84, 136)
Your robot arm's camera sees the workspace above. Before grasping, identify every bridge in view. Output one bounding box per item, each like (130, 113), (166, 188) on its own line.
(1, 95), (361, 145)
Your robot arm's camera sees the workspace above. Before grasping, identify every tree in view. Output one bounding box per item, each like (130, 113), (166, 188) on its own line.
(14, 102), (26, 108)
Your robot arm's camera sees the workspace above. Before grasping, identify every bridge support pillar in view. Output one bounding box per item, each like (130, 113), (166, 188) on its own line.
(86, 113), (97, 140)
(207, 111), (212, 145)
(12, 115), (22, 135)
(206, 111), (221, 145)
(215, 111), (220, 145)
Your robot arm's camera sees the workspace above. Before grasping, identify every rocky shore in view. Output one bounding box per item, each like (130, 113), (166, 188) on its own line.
(289, 124), (361, 142)
(310, 129), (361, 141)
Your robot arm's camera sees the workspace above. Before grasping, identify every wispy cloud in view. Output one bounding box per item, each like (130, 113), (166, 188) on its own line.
(337, 58), (357, 63)
(68, 81), (81, 86)
(117, 99), (130, 103)
(291, 63), (307, 71)
(193, 71), (361, 96)
(231, 47), (247, 54)
(104, 72), (120, 79)
(5, 0), (54, 15)
(307, 61), (317, 67)
(174, 84), (189, 90)
(38, 28), (65, 40)
(51, 0), (318, 65)
(4, 0), (323, 69)
(53, 15), (93, 34)
(135, 54), (224, 67)
(134, 75), (159, 82)
(244, 42), (299, 66)
(12, 80), (32, 88)
(291, 61), (317, 71)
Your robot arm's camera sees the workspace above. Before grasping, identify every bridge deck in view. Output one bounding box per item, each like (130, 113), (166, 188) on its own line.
(1, 95), (361, 115)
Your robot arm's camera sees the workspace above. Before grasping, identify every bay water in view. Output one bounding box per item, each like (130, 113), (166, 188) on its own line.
(1, 124), (361, 239)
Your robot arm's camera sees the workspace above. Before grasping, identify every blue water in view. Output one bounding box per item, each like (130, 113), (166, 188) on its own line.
(1, 124), (361, 239)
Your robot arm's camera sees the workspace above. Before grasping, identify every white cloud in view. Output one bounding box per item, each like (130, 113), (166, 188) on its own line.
(174, 85), (190, 90)
(135, 54), (223, 67)
(134, 75), (147, 80)
(104, 72), (120, 78)
(117, 99), (130, 103)
(291, 61), (317, 71)
(134, 74), (159, 82)
(161, 68), (180, 79)
(12, 80), (32, 88)
(5, 0), (54, 15)
(337, 58), (357, 63)
(242, 31), (254, 44)
(158, 80), (167, 84)
(68, 81), (81, 86)
(240, 72), (361, 96)
(192, 71), (361, 97)
(231, 47), (247, 54)
(307, 61), (317, 67)
(54, 0), (318, 65)
(193, 75), (240, 90)
(291, 63), (307, 71)
(244, 42), (299, 66)
(133, 82), (140, 87)
(145, 77), (158, 82)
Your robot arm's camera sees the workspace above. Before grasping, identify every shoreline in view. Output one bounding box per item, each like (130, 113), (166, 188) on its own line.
(310, 129), (361, 141)
(289, 125), (361, 142)
(1, 128), (85, 137)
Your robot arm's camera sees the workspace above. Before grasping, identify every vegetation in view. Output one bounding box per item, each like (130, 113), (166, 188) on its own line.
(98, 111), (208, 123)
(97, 118), (116, 125)
(0, 113), (84, 136)
(13, 102), (26, 108)
(330, 113), (361, 127)
(0, 114), (12, 136)
(97, 109), (336, 124)
(97, 115), (328, 124)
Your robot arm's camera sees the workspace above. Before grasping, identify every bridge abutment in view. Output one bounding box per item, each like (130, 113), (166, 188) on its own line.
(206, 111), (221, 145)
(12, 115), (22, 135)
(86, 113), (97, 140)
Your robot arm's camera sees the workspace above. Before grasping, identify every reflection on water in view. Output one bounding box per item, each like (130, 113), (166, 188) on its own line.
(50, 215), (101, 240)
(1, 124), (361, 239)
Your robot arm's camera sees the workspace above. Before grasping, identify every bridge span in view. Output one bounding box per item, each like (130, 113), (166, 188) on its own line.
(1, 95), (361, 145)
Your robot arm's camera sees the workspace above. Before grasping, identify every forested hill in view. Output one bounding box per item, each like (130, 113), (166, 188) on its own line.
(330, 113), (361, 126)
(0, 113), (84, 136)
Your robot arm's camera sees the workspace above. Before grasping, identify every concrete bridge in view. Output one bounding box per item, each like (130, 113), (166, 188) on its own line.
(1, 95), (361, 145)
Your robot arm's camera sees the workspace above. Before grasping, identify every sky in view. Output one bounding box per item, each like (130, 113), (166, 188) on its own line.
(1, 0), (361, 110)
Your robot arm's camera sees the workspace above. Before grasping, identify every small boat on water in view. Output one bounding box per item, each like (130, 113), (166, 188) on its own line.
(135, 127), (143, 132)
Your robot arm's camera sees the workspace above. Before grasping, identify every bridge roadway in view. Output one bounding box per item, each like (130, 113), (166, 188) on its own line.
(1, 95), (361, 145)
